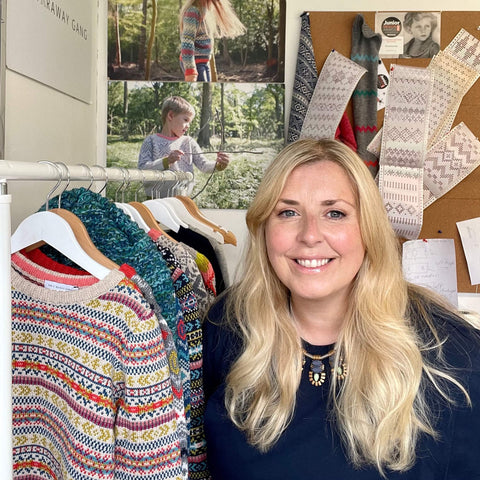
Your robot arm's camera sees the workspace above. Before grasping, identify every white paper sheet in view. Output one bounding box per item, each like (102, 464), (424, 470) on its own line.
(456, 217), (480, 286)
(402, 238), (458, 306)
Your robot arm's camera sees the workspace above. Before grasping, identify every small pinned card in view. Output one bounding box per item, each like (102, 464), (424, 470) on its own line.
(402, 238), (458, 306)
(456, 217), (480, 286)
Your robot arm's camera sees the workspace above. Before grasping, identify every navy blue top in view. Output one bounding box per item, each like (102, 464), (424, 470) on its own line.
(203, 295), (480, 480)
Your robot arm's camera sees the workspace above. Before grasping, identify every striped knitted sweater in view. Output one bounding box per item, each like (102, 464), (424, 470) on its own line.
(150, 231), (209, 479)
(180, 5), (212, 77)
(11, 254), (184, 480)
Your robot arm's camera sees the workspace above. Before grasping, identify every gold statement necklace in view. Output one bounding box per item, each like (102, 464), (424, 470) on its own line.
(290, 302), (348, 387)
(301, 348), (348, 386)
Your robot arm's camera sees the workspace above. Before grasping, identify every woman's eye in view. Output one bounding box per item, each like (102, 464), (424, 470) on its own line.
(279, 209), (297, 218)
(327, 210), (345, 219)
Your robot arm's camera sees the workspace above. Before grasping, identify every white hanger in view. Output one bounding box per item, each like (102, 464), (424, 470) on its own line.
(160, 197), (225, 244)
(142, 172), (186, 232)
(11, 162), (117, 280)
(11, 211), (115, 279)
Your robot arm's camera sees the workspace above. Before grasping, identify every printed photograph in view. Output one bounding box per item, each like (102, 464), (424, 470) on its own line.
(107, 0), (285, 83)
(106, 81), (285, 208)
(375, 11), (441, 59)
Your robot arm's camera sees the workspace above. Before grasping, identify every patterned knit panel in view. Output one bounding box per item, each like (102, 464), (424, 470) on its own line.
(445, 28), (480, 74)
(180, 6), (212, 77)
(129, 271), (189, 480)
(423, 122), (480, 208)
(378, 65), (433, 239)
(287, 12), (318, 143)
(350, 14), (382, 175)
(300, 50), (366, 140)
(38, 188), (187, 380)
(155, 243), (209, 480)
(12, 270), (183, 480)
(427, 50), (479, 147)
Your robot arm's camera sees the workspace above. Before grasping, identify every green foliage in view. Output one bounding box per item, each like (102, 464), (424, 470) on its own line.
(106, 136), (284, 209)
(107, 82), (284, 140)
(108, 0), (281, 77)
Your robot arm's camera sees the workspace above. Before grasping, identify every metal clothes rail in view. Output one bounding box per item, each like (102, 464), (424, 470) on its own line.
(0, 160), (193, 479)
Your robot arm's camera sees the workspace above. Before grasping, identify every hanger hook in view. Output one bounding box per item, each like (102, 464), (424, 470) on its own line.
(155, 170), (165, 198)
(95, 165), (109, 195)
(78, 163), (94, 190)
(169, 171), (181, 197)
(111, 166), (126, 202)
(54, 162), (71, 209)
(121, 167), (131, 202)
(134, 169), (146, 202)
(38, 160), (63, 211)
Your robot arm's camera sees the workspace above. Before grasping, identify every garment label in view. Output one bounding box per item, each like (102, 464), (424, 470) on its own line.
(44, 280), (79, 291)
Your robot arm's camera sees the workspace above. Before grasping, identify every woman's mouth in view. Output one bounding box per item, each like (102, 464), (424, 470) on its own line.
(296, 258), (332, 268)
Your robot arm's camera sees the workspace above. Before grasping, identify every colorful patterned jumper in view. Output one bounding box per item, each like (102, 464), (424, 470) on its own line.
(11, 255), (184, 480)
(180, 5), (212, 77)
(151, 231), (209, 480)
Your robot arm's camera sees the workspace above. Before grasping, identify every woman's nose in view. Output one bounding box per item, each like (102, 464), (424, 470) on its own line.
(298, 216), (324, 245)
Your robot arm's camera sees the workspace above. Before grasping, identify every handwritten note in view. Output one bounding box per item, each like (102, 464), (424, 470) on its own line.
(402, 238), (458, 307)
(457, 217), (480, 286)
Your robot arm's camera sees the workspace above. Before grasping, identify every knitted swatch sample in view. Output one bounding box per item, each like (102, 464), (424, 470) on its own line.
(287, 12), (318, 143)
(300, 50), (366, 140)
(379, 65), (433, 239)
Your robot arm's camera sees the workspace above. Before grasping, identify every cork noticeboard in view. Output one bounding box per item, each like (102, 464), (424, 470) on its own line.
(308, 11), (480, 293)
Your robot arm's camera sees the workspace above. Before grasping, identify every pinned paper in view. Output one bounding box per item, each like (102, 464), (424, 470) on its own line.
(456, 217), (480, 286)
(402, 238), (458, 306)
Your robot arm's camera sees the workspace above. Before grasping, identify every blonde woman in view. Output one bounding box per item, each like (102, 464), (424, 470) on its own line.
(203, 138), (480, 479)
(179, 0), (245, 82)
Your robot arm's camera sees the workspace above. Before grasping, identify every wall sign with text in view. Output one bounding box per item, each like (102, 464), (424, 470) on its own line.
(6, 0), (95, 104)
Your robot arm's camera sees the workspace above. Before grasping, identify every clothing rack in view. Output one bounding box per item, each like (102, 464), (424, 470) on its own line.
(0, 160), (193, 478)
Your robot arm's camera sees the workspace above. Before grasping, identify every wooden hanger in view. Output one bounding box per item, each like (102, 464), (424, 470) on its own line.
(11, 208), (118, 279)
(129, 201), (177, 242)
(175, 195), (237, 246)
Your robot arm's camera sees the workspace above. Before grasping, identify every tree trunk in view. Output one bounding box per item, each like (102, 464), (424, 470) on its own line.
(122, 81), (129, 140)
(220, 83), (225, 149)
(114, 1), (122, 66)
(275, 0), (286, 82)
(138, 0), (148, 72)
(221, 38), (232, 66)
(197, 83), (212, 148)
(145, 0), (157, 80)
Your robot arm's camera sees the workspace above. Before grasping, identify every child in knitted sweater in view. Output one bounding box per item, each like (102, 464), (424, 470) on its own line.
(138, 96), (229, 194)
(179, 0), (245, 82)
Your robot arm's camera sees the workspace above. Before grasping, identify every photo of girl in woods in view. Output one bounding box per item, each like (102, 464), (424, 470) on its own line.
(179, 0), (246, 82)
(108, 0), (284, 82)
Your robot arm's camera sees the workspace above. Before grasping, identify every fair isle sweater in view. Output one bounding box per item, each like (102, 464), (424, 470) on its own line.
(11, 254), (184, 480)
(180, 5), (212, 77)
(138, 134), (217, 175)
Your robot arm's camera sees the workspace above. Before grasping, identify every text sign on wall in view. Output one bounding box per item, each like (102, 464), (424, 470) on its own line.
(6, 0), (94, 104)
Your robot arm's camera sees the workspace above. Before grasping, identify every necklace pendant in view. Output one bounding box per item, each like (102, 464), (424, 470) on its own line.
(330, 357), (348, 381)
(308, 359), (326, 386)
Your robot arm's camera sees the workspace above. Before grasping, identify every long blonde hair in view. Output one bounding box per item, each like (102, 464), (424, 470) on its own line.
(224, 138), (469, 474)
(180, 0), (246, 39)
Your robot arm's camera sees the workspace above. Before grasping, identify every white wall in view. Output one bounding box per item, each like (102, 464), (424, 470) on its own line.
(3, 0), (107, 230)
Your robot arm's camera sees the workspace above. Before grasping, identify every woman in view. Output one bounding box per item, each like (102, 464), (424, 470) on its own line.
(203, 138), (480, 479)
(179, 0), (245, 82)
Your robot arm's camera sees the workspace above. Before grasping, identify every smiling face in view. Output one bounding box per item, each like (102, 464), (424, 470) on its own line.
(265, 160), (365, 311)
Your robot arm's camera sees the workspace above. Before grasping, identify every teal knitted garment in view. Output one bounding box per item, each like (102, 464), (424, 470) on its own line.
(38, 188), (188, 379)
